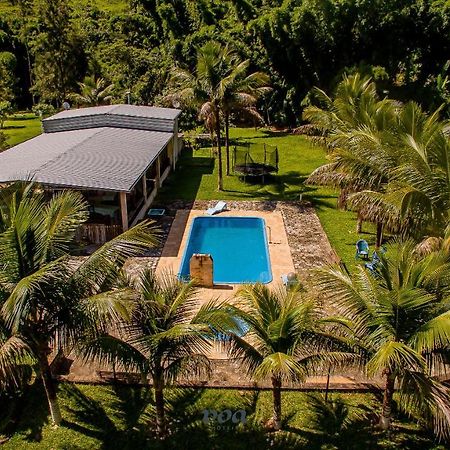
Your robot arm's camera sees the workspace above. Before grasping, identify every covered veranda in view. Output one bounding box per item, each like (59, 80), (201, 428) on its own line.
(77, 140), (174, 243)
(0, 104), (182, 244)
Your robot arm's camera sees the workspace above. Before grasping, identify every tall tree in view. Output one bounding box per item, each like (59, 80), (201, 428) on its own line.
(223, 283), (351, 431)
(304, 74), (399, 245)
(349, 102), (450, 241)
(221, 60), (270, 175)
(82, 270), (231, 437)
(30, 0), (86, 105)
(0, 183), (158, 425)
(168, 42), (232, 190)
(7, 0), (35, 104)
(315, 240), (450, 437)
(0, 101), (13, 129)
(168, 42), (269, 182)
(0, 52), (17, 103)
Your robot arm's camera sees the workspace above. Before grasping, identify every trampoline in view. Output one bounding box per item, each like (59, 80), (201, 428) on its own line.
(233, 143), (279, 182)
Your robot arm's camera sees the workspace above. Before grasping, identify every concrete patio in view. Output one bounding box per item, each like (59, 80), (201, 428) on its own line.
(57, 201), (376, 390)
(156, 208), (296, 299)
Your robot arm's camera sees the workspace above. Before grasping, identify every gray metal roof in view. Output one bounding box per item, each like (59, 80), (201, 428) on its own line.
(45, 104), (182, 121)
(42, 105), (181, 134)
(0, 127), (173, 192)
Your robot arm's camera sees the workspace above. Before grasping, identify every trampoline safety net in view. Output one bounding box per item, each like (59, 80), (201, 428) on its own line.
(233, 143), (279, 177)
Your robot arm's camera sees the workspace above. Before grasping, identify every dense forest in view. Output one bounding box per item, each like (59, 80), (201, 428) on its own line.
(0, 0), (449, 126)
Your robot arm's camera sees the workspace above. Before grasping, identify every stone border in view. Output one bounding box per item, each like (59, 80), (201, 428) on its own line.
(150, 200), (339, 277)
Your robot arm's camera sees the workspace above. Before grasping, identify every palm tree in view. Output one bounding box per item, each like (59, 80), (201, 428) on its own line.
(304, 74), (399, 244)
(0, 183), (158, 425)
(220, 61), (270, 175)
(223, 283), (353, 431)
(168, 42), (269, 188)
(0, 318), (35, 392)
(85, 270), (231, 437)
(303, 73), (389, 135)
(305, 74), (450, 245)
(349, 102), (450, 241)
(70, 76), (115, 107)
(167, 42), (233, 190)
(305, 393), (372, 446)
(315, 240), (450, 437)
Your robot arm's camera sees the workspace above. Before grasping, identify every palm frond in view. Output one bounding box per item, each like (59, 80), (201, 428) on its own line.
(39, 190), (89, 262)
(0, 332), (36, 390)
(76, 333), (147, 373)
(2, 259), (63, 332)
(367, 341), (426, 376)
(397, 371), (450, 440)
(71, 220), (159, 295)
(254, 352), (306, 382)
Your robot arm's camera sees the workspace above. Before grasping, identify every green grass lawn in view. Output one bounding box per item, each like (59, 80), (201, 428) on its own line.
(1, 382), (440, 450)
(158, 127), (377, 266)
(3, 113), (42, 147)
(1, 117), (378, 266)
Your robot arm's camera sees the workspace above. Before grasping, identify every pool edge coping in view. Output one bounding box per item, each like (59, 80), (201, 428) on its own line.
(177, 215), (273, 284)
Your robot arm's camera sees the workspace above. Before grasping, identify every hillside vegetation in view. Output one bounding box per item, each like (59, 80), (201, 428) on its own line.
(0, 0), (448, 126)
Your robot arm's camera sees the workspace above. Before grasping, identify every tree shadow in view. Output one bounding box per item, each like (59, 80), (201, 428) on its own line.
(60, 384), (118, 442)
(3, 125), (26, 130)
(7, 115), (36, 121)
(164, 387), (206, 429)
(260, 129), (292, 138)
(152, 388), (311, 450)
(229, 130), (293, 144)
(218, 171), (305, 202)
(9, 380), (51, 443)
(157, 152), (215, 202)
(236, 175), (305, 201)
(7, 384), (437, 449)
(155, 389), (279, 450)
(61, 384), (153, 450)
(159, 391), (312, 450)
(111, 384), (153, 432)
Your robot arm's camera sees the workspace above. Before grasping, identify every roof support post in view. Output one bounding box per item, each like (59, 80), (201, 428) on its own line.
(120, 192), (129, 231)
(172, 119), (179, 170)
(156, 156), (161, 188)
(142, 174), (147, 201)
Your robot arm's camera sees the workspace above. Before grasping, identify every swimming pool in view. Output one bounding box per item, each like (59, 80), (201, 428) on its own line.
(179, 216), (272, 284)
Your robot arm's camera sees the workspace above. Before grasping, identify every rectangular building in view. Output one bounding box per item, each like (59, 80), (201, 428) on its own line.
(0, 104), (182, 243)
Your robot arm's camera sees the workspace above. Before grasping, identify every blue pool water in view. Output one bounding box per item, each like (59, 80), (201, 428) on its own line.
(179, 216), (272, 284)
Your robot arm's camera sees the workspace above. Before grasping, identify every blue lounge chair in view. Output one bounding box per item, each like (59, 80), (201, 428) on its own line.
(355, 239), (369, 260)
(365, 251), (382, 278)
(365, 251), (380, 271)
(206, 201), (227, 216)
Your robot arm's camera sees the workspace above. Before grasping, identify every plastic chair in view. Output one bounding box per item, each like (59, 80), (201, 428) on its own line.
(355, 239), (370, 260)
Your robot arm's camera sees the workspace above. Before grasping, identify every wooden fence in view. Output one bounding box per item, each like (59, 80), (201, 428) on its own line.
(76, 224), (122, 244)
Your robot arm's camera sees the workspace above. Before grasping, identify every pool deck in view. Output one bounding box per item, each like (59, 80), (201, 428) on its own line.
(156, 209), (295, 299)
(61, 202), (363, 388)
